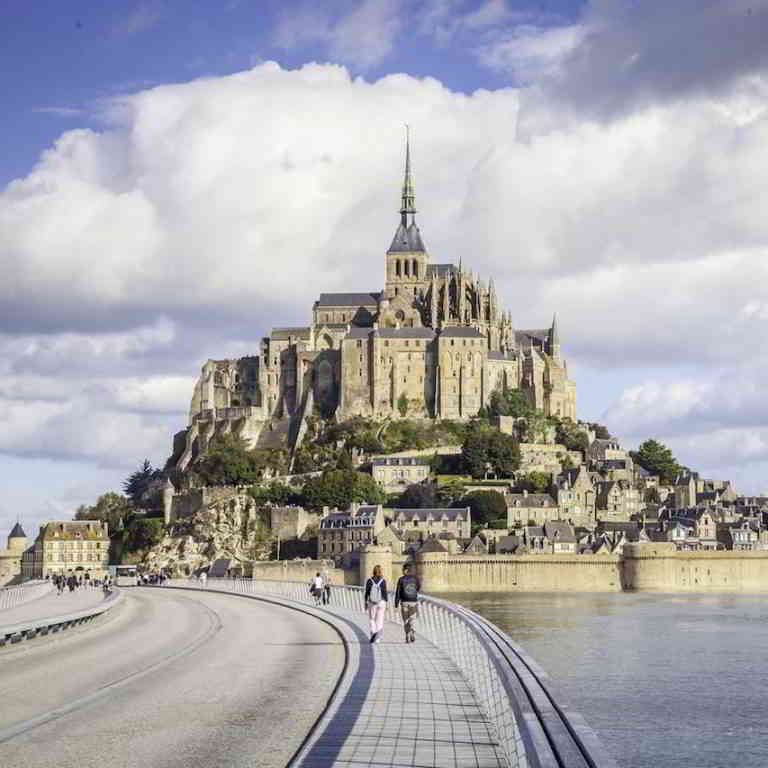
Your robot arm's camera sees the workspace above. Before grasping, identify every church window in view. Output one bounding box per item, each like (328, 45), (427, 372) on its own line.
(450, 340), (454, 346)
(359, 369), (363, 377)
(413, 286), (417, 296)
(412, 259), (418, 277)
(404, 260), (410, 277)
(394, 287), (399, 295)
(396, 260), (401, 277)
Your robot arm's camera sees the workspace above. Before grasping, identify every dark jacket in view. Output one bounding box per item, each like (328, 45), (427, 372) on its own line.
(364, 576), (388, 603)
(394, 574), (421, 607)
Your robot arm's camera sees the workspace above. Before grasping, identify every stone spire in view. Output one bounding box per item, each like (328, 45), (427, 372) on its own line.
(400, 124), (416, 227)
(549, 313), (561, 361)
(388, 127), (425, 253)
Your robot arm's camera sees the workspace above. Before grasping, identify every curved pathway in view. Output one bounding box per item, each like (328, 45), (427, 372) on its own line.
(0, 588), (344, 768)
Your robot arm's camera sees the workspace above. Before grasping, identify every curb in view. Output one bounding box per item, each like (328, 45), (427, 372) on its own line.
(0, 590), (123, 647)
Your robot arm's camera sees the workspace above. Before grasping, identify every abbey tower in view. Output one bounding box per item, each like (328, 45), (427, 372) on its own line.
(173, 138), (576, 469)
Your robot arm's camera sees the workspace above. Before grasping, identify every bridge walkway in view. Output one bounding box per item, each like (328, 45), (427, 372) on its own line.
(0, 587), (106, 630)
(223, 584), (508, 768)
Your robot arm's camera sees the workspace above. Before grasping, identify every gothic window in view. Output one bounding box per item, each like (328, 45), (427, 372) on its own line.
(404, 260), (410, 277)
(395, 287), (399, 295)
(396, 260), (401, 277)
(412, 259), (418, 277)
(356, 340), (362, 347)
(450, 340), (455, 346)
(413, 286), (418, 295)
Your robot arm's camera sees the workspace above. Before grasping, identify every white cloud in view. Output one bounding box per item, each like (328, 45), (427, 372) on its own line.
(274, 0), (402, 70)
(3, 55), (768, 490)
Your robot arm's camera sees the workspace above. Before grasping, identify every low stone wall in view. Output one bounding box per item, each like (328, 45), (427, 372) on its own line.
(622, 543), (768, 592)
(251, 559), (354, 586)
(415, 552), (622, 592)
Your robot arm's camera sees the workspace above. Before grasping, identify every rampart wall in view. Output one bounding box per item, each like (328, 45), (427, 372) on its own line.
(251, 559), (357, 585)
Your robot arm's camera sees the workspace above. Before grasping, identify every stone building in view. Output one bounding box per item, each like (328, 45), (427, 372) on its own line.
(317, 504), (385, 558)
(596, 480), (643, 522)
(21, 521), (110, 579)
(390, 507), (471, 541)
(0, 522), (27, 586)
(506, 491), (559, 526)
(173, 138), (576, 468)
(371, 456), (431, 493)
(555, 466), (597, 527)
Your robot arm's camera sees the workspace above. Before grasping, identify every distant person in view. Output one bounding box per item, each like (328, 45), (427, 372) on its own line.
(323, 581), (331, 605)
(199, 571), (207, 588)
(310, 572), (324, 606)
(364, 565), (388, 644)
(394, 563), (421, 643)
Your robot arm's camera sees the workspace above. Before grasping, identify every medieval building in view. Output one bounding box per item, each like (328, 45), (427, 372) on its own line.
(174, 139), (576, 469)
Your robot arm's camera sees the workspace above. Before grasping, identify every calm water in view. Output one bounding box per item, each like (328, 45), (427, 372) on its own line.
(440, 592), (768, 768)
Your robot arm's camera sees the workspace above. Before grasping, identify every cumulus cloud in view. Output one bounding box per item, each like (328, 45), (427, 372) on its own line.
(2, 47), (768, 491)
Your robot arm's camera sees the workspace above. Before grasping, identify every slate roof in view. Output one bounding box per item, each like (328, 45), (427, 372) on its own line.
(316, 292), (380, 307)
(497, 534), (524, 553)
(506, 493), (556, 507)
(418, 536), (448, 553)
(439, 327), (485, 338)
(515, 329), (549, 345)
(426, 263), (456, 278)
(9, 522), (26, 538)
(544, 520), (577, 543)
(345, 326), (373, 339)
(393, 507), (468, 521)
(376, 327), (436, 339)
(372, 457), (430, 466)
(270, 327), (310, 340)
(388, 222), (426, 253)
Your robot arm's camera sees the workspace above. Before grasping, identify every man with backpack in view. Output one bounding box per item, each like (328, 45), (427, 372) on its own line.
(394, 563), (421, 643)
(364, 565), (388, 643)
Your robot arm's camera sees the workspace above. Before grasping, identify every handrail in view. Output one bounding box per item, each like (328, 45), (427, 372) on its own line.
(0, 580), (52, 611)
(165, 577), (617, 768)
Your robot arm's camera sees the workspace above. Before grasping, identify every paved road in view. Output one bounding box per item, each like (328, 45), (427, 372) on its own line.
(0, 586), (107, 628)
(0, 588), (344, 768)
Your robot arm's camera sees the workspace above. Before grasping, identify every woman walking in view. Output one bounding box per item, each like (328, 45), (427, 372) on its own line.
(364, 565), (388, 644)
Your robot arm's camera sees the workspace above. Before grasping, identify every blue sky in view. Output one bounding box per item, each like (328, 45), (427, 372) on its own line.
(3, 0), (768, 542)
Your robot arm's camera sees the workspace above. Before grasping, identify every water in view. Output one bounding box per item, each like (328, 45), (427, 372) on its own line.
(440, 592), (768, 768)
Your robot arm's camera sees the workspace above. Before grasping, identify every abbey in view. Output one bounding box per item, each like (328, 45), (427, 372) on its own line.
(178, 140), (575, 465)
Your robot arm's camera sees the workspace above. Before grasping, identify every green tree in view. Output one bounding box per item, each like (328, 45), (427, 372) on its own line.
(461, 423), (520, 479)
(631, 439), (681, 484)
(486, 431), (521, 476)
(75, 492), (135, 533)
(300, 470), (385, 510)
(555, 419), (589, 453)
(487, 387), (533, 419)
(590, 423), (611, 439)
(398, 483), (436, 509)
(518, 471), (551, 493)
(248, 481), (296, 506)
(457, 490), (507, 530)
(397, 392), (409, 417)
(123, 459), (163, 507)
(195, 435), (260, 486)
(124, 518), (164, 552)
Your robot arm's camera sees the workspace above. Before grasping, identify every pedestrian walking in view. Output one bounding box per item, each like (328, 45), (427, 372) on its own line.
(364, 565), (388, 644)
(310, 572), (324, 606)
(394, 563), (421, 643)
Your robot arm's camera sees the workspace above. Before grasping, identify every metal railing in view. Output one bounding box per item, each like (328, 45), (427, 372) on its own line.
(0, 580), (52, 611)
(164, 577), (617, 768)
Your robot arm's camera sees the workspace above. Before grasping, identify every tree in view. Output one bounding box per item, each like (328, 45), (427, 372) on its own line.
(75, 492), (135, 533)
(123, 459), (163, 507)
(125, 518), (164, 552)
(631, 439), (681, 484)
(397, 392), (409, 417)
(195, 435), (260, 486)
(555, 419), (589, 453)
(518, 471), (552, 493)
(461, 423), (520, 478)
(248, 481), (296, 506)
(398, 483), (436, 509)
(300, 470), (385, 510)
(458, 490), (507, 530)
(486, 431), (521, 476)
(487, 387), (533, 419)
(590, 423), (611, 439)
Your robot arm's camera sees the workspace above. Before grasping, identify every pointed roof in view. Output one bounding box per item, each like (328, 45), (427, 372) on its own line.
(550, 313), (560, 346)
(9, 521), (26, 538)
(388, 128), (426, 253)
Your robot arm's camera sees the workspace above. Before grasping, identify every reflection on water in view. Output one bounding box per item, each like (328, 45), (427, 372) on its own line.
(437, 592), (768, 768)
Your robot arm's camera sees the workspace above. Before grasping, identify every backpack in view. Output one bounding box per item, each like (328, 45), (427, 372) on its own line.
(402, 576), (418, 600)
(368, 578), (384, 604)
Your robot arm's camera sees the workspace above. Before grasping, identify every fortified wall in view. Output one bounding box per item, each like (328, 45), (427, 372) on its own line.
(621, 543), (768, 593)
(415, 552), (623, 592)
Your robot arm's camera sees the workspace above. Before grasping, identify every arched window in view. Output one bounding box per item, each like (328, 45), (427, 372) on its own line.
(396, 260), (401, 277)
(404, 260), (410, 277)
(412, 259), (418, 278)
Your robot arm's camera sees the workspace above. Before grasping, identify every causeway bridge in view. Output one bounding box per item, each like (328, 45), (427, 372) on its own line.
(0, 578), (617, 768)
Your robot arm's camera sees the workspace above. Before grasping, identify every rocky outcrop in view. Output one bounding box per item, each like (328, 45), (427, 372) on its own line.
(143, 489), (272, 576)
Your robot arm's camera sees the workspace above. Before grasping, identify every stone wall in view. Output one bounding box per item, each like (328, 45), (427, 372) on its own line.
(269, 506), (320, 540)
(251, 559), (355, 585)
(415, 552), (622, 592)
(622, 543), (768, 592)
